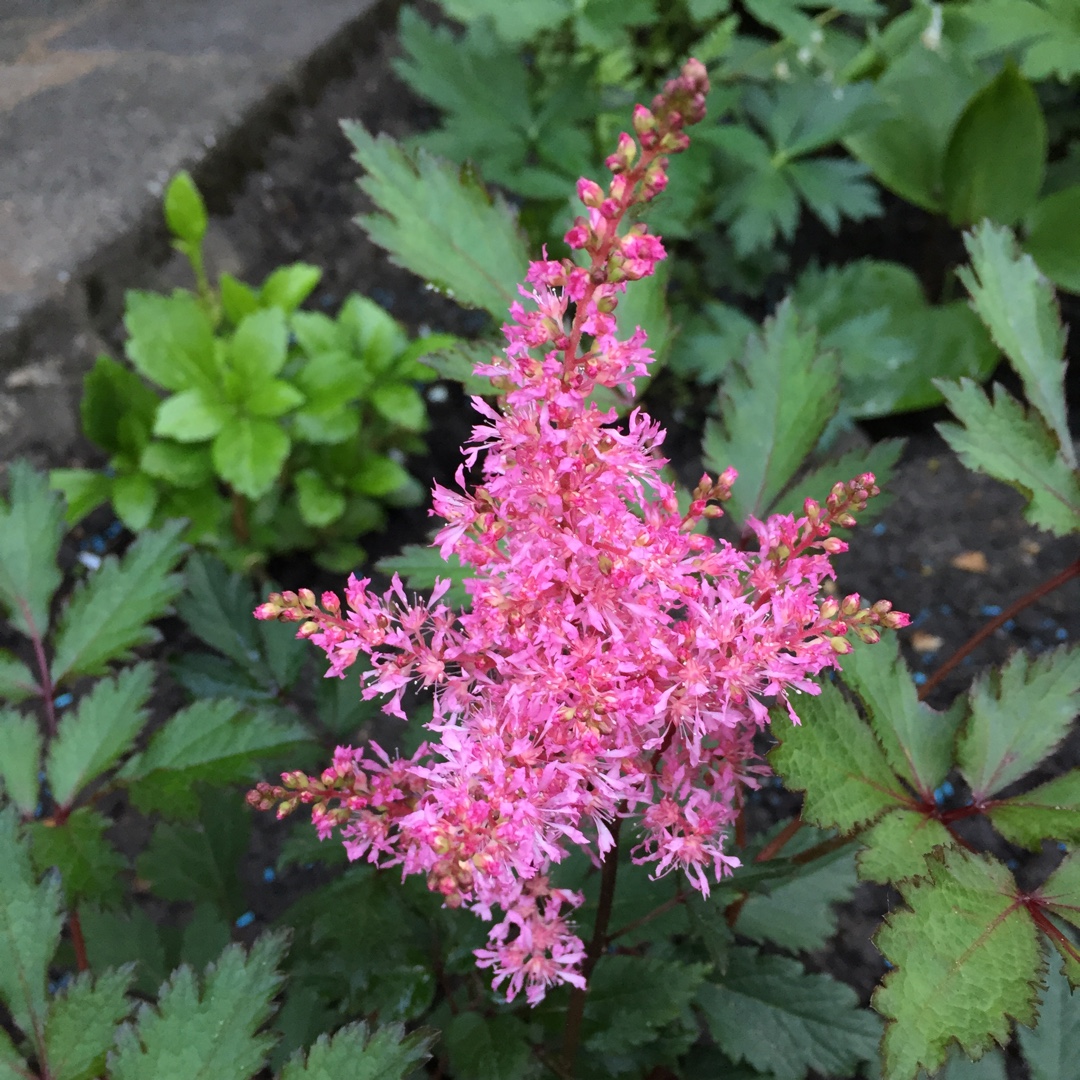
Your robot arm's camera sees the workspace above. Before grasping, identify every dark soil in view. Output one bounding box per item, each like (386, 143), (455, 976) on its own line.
(23, 8), (1080, 1077)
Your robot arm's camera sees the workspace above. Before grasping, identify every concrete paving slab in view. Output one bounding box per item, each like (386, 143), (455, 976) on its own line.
(0, 0), (392, 383)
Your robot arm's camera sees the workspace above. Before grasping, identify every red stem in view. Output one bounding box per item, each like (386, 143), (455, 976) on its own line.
(69, 906), (90, 973)
(18, 597), (56, 737)
(919, 557), (1080, 701)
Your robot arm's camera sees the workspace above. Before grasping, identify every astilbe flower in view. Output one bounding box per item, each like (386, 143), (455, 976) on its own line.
(249, 58), (908, 1005)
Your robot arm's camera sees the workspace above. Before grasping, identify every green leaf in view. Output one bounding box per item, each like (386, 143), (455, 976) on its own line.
(986, 770), (1080, 849)
(584, 957), (708, 1056)
(120, 699), (307, 818)
(376, 544), (471, 610)
(294, 470), (346, 529)
(419, 339), (502, 397)
(875, 848), (1041, 1079)
(154, 388), (231, 442)
(80, 905), (167, 998)
(1025, 184), (1080, 294)
(51, 522), (186, 682)
(770, 682), (907, 834)
(245, 379), (304, 418)
(46, 663), (154, 808)
(1018, 953), (1080, 1080)
(134, 790), (250, 917)
(0, 710), (42, 814)
(50, 469), (113, 525)
(338, 294), (409, 367)
(140, 441), (215, 489)
(958, 222), (1075, 467)
(432, 0), (570, 42)
(667, 300), (755, 386)
(219, 274), (260, 325)
(45, 966), (134, 1080)
(178, 905), (232, 973)
(958, 646), (1080, 799)
(124, 291), (218, 393)
(696, 947), (881, 1080)
(702, 299), (840, 526)
(164, 172), (208, 246)
(351, 457), (413, 498)
(290, 311), (343, 356)
(443, 1014), (530, 1080)
(736, 842), (859, 951)
(943, 63), (1046, 226)
(110, 934), (287, 1080)
(788, 157), (881, 233)
(260, 264), (321, 314)
(112, 472), (159, 532)
(0, 460), (65, 638)
(842, 635), (961, 796)
(228, 308), (289, 386)
(961, 0), (1080, 82)
(0, 648), (36, 704)
(212, 417), (290, 499)
(343, 121), (529, 320)
(0, 806), (63, 1037)
(279, 1022), (435, 1080)
(857, 808), (956, 885)
(29, 808), (127, 907)
(80, 355), (160, 457)
(370, 383), (427, 432)
(936, 379), (1080, 536)
(1038, 851), (1080, 948)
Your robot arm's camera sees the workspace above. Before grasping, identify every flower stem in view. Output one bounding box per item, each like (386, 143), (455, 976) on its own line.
(919, 556), (1080, 700)
(562, 816), (623, 1074)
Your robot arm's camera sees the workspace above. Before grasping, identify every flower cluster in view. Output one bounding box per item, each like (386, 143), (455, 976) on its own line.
(250, 59), (907, 1005)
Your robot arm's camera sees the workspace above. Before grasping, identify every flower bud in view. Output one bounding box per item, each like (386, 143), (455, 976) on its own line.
(829, 636), (853, 655)
(840, 593), (861, 616)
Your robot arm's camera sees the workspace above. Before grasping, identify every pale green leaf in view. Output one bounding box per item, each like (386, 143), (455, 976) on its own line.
(986, 770), (1080, 849)
(1032, 850), (1080, 938)
(770, 682), (907, 833)
(245, 379), (304, 419)
(46, 664), (153, 807)
(164, 173), (207, 246)
(875, 849), (1041, 1079)
(857, 808), (956, 885)
(279, 1021), (435, 1080)
(958, 645), (1080, 799)
(370, 383), (427, 432)
(260, 264), (321, 314)
(702, 299), (840, 526)
(45, 966), (133, 1080)
(841, 635), (962, 797)
(140, 441), (215, 489)
(0, 806), (63, 1038)
(154, 388), (230, 442)
(338, 294), (409, 366)
(124, 291), (218, 394)
(0, 460), (64, 638)
(958, 222), (1075, 467)
(295, 470), (346, 529)
(343, 121), (528, 321)
(229, 309), (288, 385)
(109, 934), (286, 1080)
(0, 710), (41, 815)
(212, 417), (290, 500)
(112, 472), (159, 532)
(50, 469), (113, 526)
(936, 380), (1080, 536)
(50, 522), (186, 682)
(697, 947), (881, 1080)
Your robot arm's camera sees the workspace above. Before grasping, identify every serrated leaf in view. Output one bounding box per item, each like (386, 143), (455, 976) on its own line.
(164, 172), (208, 246)
(0, 460), (65, 638)
(45, 966), (133, 1080)
(80, 905), (167, 999)
(1032, 850), (1080, 938)
(936, 380), (1080, 536)
(696, 947), (880, 1080)
(124, 291), (218, 394)
(943, 64), (1046, 226)
(702, 299), (840, 526)
(279, 1021), (435, 1080)
(175, 554), (266, 670)
(788, 157), (881, 233)
(375, 545), (471, 610)
(958, 646), (1080, 799)
(51, 522), (186, 682)
(841, 635), (961, 797)
(0, 806), (63, 1037)
(29, 808), (126, 907)
(47, 663), (153, 808)
(338, 294), (409, 366)
(135, 789), (250, 918)
(343, 121), (528, 321)
(0, 648), (37, 704)
(154, 388), (230, 442)
(857, 808), (956, 885)
(370, 383), (427, 432)
(443, 1013), (529, 1080)
(874, 848), (1041, 1079)
(1024, 184), (1080, 294)
(120, 699), (307, 818)
(419, 339), (502, 397)
(986, 770), (1080, 849)
(295, 470), (346, 529)
(50, 469), (113, 525)
(736, 843), (859, 951)
(109, 933), (287, 1080)
(212, 417), (290, 500)
(229, 309), (288, 387)
(1018, 953), (1080, 1080)
(80, 355), (160, 458)
(178, 905), (232, 973)
(770, 682), (907, 833)
(0, 710), (42, 814)
(962, 0), (1080, 81)
(958, 222), (1075, 467)
(140, 441), (215, 489)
